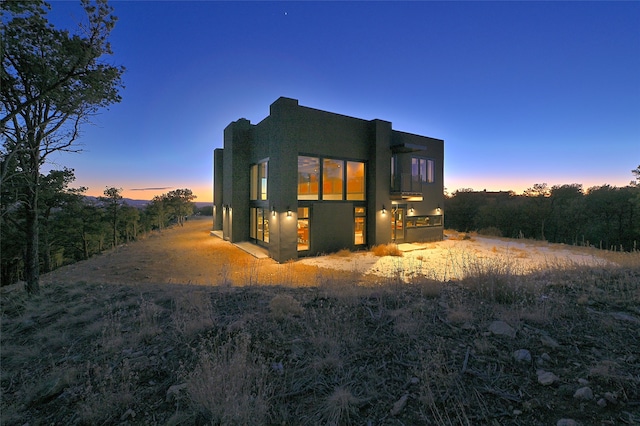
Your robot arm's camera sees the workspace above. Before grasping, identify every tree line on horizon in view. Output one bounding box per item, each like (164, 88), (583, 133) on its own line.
(444, 167), (640, 252)
(1, 168), (201, 287)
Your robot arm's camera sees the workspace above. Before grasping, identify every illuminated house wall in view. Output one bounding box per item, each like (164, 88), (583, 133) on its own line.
(213, 97), (444, 263)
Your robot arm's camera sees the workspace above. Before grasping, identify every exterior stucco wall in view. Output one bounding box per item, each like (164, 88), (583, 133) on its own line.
(213, 148), (224, 231)
(369, 119), (393, 246)
(310, 203), (355, 254)
(222, 119), (252, 243)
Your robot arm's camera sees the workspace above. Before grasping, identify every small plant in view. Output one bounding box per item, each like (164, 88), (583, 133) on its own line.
(372, 243), (403, 257)
(269, 294), (304, 319)
(186, 333), (271, 424)
(218, 262), (232, 287)
(334, 248), (352, 257)
(322, 386), (361, 425)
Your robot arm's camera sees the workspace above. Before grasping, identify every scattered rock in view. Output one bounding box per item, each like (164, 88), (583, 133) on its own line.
(29, 376), (66, 406)
(488, 320), (516, 338)
(537, 369), (559, 386)
(537, 352), (552, 366)
(390, 393), (409, 416)
(513, 349), (532, 363)
(573, 387), (593, 400)
(271, 362), (284, 375)
(540, 335), (560, 348)
(166, 383), (188, 403)
(577, 378), (589, 386)
(604, 391), (618, 404)
(597, 398), (607, 407)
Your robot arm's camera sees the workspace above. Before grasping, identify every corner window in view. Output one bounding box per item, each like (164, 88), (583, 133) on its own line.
(250, 161), (268, 200)
(298, 156), (320, 200)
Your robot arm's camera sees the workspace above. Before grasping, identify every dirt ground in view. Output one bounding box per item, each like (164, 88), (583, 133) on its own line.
(300, 232), (612, 281)
(41, 216), (319, 287)
(41, 216), (611, 287)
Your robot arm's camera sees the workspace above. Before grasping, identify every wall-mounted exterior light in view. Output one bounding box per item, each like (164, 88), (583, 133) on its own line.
(381, 205), (387, 215)
(409, 205), (414, 214)
(436, 204), (441, 213)
(287, 207), (292, 217)
(272, 206), (276, 217)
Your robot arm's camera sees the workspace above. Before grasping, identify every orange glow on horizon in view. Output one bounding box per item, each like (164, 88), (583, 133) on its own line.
(445, 175), (632, 195)
(82, 184), (213, 203)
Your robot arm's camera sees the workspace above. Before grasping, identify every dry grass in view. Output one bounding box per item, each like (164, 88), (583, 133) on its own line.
(444, 229), (474, 241)
(185, 333), (271, 425)
(372, 243), (403, 257)
(333, 248), (352, 258)
(3, 219), (639, 425)
(269, 294), (304, 319)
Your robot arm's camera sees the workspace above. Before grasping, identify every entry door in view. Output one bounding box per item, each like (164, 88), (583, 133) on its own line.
(391, 207), (405, 242)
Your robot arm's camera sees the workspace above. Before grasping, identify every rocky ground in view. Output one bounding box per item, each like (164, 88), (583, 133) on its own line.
(1, 217), (639, 425)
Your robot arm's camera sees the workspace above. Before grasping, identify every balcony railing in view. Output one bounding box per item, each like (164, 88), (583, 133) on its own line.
(391, 173), (423, 201)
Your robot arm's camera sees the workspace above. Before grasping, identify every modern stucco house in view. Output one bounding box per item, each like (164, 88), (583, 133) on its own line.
(213, 97), (444, 262)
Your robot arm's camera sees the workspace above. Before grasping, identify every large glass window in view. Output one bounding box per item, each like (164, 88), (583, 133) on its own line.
(346, 161), (365, 200)
(298, 156), (366, 201)
(250, 161), (268, 200)
(426, 159), (434, 183)
(297, 207), (309, 251)
(323, 159), (344, 200)
(250, 208), (269, 243)
(411, 157), (435, 184)
(298, 156), (320, 200)
(391, 155), (397, 191)
(406, 215), (442, 228)
(250, 207), (256, 239)
(412, 158), (420, 184)
(355, 207), (366, 245)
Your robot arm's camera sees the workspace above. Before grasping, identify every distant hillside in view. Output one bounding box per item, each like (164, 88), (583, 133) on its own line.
(84, 196), (211, 209)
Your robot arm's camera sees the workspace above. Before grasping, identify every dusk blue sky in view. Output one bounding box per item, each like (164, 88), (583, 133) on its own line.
(46, 1), (640, 202)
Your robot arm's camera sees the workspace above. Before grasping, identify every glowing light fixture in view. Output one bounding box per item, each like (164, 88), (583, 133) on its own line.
(272, 206), (276, 217)
(436, 204), (441, 213)
(381, 205), (387, 215)
(409, 205), (414, 214)
(287, 207), (292, 217)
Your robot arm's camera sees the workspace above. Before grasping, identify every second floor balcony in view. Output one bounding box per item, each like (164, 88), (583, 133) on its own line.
(390, 173), (424, 201)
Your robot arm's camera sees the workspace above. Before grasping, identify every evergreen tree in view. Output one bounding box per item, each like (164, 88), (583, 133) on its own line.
(1, 0), (124, 294)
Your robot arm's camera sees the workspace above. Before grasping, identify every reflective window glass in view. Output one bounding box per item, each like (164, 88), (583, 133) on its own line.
(298, 156), (319, 200)
(323, 159), (344, 200)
